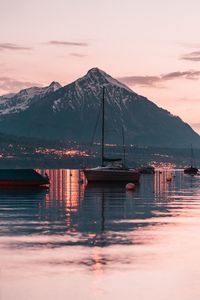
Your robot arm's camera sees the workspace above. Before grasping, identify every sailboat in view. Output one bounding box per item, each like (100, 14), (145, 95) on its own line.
(184, 145), (198, 175)
(83, 87), (140, 183)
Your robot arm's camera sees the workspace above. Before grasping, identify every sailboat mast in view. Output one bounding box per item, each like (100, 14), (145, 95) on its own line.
(101, 87), (105, 167)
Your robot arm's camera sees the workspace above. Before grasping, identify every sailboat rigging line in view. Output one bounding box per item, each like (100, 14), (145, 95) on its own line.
(85, 87), (127, 167)
(190, 144), (196, 167)
(101, 89), (127, 164)
(122, 125), (126, 167)
(191, 144), (194, 167)
(119, 96), (126, 168)
(86, 97), (103, 167)
(101, 87), (105, 166)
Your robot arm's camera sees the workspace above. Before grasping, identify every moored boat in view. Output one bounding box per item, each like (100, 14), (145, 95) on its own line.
(84, 165), (140, 183)
(0, 169), (49, 187)
(184, 145), (198, 175)
(83, 87), (140, 184)
(184, 166), (198, 175)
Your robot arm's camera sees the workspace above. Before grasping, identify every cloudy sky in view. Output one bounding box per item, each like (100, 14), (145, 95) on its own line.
(1, 0), (200, 132)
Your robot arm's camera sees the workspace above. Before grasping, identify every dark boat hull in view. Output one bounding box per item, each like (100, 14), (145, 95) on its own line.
(83, 169), (140, 183)
(0, 181), (48, 187)
(0, 169), (49, 187)
(138, 166), (155, 174)
(184, 167), (198, 175)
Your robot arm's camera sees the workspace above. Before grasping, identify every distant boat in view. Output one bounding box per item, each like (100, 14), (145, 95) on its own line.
(184, 145), (198, 175)
(0, 169), (49, 187)
(83, 87), (140, 183)
(184, 166), (198, 175)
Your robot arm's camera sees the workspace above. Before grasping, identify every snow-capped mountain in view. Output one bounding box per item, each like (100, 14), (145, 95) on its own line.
(0, 81), (62, 115)
(0, 67), (199, 148)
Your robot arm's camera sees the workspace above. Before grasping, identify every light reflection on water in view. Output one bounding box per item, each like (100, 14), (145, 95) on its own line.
(1, 170), (200, 299)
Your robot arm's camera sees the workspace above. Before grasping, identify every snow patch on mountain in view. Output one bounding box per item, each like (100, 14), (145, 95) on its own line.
(0, 81), (62, 115)
(52, 98), (62, 112)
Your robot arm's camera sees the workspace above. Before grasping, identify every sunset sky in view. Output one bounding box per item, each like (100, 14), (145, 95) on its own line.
(1, 0), (200, 132)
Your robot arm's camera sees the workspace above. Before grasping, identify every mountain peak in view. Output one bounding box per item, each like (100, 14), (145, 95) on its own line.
(87, 67), (105, 76)
(48, 81), (62, 91)
(86, 67), (115, 80)
(85, 67), (133, 93)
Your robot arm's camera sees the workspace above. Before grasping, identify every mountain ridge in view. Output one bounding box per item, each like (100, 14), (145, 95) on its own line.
(0, 81), (62, 115)
(0, 67), (199, 148)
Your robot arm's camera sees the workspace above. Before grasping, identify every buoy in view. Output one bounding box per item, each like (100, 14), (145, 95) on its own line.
(126, 183), (136, 191)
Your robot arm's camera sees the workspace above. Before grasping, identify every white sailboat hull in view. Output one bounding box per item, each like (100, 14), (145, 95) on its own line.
(83, 168), (140, 183)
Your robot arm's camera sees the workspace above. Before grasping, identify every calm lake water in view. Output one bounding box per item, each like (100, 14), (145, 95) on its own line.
(1, 169), (200, 300)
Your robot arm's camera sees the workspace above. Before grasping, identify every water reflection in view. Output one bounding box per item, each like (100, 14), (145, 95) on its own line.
(2, 170), (200, 300)
(0, 169), (199, 247)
